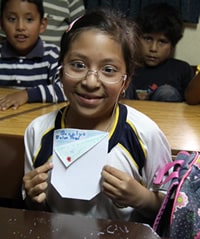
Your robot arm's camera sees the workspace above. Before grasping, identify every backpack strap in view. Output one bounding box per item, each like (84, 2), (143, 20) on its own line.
(153, 151), (199, 233)
(153, 180), (178, 231)
(154, 160), (184, 185)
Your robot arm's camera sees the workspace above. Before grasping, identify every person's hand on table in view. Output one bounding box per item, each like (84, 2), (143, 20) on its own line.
(0, 90), (28, 110)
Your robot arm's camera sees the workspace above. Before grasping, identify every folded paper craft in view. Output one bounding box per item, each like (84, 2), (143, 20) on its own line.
(51, 128), (109, 200)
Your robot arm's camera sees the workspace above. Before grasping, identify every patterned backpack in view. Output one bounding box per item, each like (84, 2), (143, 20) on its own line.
(153, 151), (200, 239)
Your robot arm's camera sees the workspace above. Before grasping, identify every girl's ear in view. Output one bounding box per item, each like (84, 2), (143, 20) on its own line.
(120, 77), (130, 98)
(39, 17), (48, 34)
(123, 77), (131, 91)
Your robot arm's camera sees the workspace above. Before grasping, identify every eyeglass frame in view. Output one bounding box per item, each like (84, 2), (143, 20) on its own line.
(61, 63), (127, 84)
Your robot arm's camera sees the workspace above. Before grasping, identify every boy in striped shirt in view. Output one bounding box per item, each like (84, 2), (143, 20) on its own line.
(0, 0), (66, 110)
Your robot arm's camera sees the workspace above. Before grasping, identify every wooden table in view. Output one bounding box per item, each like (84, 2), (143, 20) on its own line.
(0, 207), (161, 239)
(0, 102), (66, 136)
(122, 99), (200, 153)
(1, 87), (200, 152)
(0, 87), (66, 136)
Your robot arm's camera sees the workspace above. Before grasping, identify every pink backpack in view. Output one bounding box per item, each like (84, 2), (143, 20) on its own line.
(153, 151), (200, 239)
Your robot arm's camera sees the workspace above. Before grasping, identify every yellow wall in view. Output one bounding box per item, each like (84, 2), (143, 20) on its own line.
(175, 20), (200, 66)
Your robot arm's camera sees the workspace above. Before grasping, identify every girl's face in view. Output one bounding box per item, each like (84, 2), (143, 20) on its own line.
(61, 29), (128, 126)
(1, 0), (46, 55)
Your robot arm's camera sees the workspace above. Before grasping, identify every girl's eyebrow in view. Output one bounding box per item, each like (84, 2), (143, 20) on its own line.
(65, 53), (89, 62)
(65, 50), (124, 70)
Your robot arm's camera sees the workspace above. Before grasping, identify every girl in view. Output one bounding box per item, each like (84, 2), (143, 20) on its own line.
(23, 8), (171, 223)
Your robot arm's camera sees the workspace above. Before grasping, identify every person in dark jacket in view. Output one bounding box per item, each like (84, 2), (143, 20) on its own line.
(125, 3), (194, 102)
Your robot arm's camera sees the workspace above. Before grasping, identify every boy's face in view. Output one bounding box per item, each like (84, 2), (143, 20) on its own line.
(1, 0), (47, 55)
(140, 32), (173, 67)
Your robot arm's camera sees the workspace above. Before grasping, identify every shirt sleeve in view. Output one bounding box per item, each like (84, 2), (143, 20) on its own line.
(68, 0), (85, 22)
(27, 45), (67, 103)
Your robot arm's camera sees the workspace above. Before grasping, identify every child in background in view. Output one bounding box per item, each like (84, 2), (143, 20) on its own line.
(41, 0), (85, 46)
(23, 8), (171, 223)
(125, 3), (194, 102)
(185, 65), (200, 104)
(0, 0), (85, 46)
(0, 0), (66, 111)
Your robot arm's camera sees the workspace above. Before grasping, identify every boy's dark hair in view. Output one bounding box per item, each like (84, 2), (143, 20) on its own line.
(137, 3), (183, 47)
(0, 0), (44, 19)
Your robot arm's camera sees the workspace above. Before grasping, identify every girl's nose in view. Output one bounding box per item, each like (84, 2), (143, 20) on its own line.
(82, 70), (101, 88)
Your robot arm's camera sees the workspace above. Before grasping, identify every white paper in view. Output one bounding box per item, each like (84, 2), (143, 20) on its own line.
(51, 128), (109, 200)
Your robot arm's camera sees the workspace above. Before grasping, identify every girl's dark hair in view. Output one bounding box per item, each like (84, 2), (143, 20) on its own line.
(1, 0), (44, 19)
(137, 3), (183, 47)
(59, 8), (140, 78)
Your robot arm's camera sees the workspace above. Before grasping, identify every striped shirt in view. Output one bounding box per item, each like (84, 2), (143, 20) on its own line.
(0, 38), (66, 103)
(41, 0), (85, 46)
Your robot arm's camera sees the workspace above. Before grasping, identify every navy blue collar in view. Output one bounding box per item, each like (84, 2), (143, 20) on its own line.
(1, 37), (44, 59)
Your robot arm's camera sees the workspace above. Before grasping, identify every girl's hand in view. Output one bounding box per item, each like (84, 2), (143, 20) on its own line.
(23, 162), (53, 204)
(101, 165), (163, 217)
(101, 165), (140, 208)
